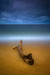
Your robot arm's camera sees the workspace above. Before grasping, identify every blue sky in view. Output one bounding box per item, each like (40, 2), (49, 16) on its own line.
(0, 0), (50, 24)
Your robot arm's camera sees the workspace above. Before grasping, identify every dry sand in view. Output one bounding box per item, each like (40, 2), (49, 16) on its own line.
(0, 41), (50, 75)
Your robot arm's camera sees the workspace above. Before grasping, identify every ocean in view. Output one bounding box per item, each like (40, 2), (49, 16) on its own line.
(0, 24), (50, 35)
(0, 24), (50, 42)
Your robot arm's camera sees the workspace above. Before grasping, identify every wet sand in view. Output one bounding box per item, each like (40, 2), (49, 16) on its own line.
(0, 41), (50, 75)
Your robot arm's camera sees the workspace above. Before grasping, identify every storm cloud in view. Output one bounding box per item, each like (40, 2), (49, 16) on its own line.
(0, 0), (50, 24)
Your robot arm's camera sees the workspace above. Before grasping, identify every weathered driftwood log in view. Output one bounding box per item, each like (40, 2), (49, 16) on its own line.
(13, 40), (34, 65)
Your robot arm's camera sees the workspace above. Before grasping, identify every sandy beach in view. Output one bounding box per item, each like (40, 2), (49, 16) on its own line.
(0, 41), (50, 75)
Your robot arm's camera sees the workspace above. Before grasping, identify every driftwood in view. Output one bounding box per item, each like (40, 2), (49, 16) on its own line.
(13, 40), (34, 65)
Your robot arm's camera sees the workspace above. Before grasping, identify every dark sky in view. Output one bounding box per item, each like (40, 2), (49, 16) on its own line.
(0, 0), (50, 24)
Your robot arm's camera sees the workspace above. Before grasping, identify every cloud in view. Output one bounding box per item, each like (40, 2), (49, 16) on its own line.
(2, 12), (12, 18)
(1, 12), (49, 24)
(0, 0), (50, 24)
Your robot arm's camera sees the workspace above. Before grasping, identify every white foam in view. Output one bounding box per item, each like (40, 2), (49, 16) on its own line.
(0, 35), (50, 42)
